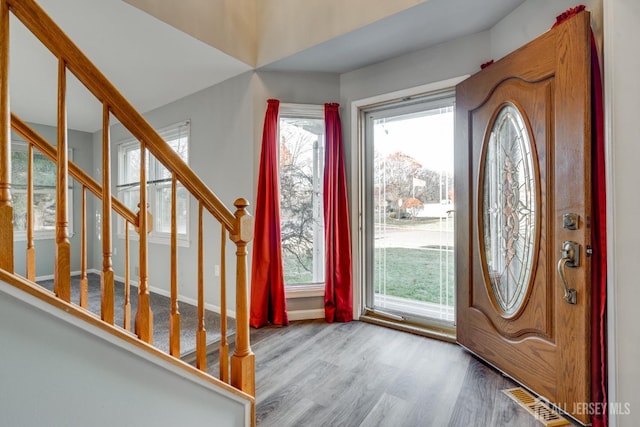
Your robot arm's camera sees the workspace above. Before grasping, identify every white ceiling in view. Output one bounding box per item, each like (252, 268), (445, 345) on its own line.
(9, 0), (525, 133)
(261, 0), (526, 73)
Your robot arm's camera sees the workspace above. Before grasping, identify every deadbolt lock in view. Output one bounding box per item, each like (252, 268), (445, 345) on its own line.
(563, 213), (579, 230)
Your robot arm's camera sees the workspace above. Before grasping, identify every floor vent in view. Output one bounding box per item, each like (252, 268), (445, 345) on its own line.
(502, 387), (570, 426)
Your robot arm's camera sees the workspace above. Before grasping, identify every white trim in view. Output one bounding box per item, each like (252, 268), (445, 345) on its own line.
(279, 103), (324, 118)
(13, 230), (56, 242)
(287, 308), (325, 321)
(285, 284), (324, 298)
(32, 271), (236, 318)
(349, 76), (468, 321)
(350, 76), (468, 111)
(603, 1), (618, 425)
(35, 270), (84, 282)
(113, 274), (236, 319)
(118, 230), (192, 248)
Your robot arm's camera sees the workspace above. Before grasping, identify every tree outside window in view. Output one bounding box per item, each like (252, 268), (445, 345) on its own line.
(279, 108), (325, 286)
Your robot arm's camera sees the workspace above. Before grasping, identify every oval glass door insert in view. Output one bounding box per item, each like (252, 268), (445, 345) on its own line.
(481, 104), (537, 316)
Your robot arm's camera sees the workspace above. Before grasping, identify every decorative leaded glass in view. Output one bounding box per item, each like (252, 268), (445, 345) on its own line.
(482, 104), (537, 315)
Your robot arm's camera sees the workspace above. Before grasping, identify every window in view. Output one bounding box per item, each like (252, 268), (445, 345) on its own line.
(11, 141), (73, 240)
(279, 105), (325, 287)
(117, 121), (190, 245)
(363, 91), (456, 326)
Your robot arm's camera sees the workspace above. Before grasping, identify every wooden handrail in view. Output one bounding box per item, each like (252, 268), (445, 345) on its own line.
(10, 114), (138, 225)
(6, 0), (236, 232)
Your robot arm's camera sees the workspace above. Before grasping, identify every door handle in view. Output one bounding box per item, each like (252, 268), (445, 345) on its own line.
(557, 241), (579, 304)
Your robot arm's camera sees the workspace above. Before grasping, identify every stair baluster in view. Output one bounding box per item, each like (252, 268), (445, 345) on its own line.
(169, 173), (181, 357)
(196, 202), (207, 370)
(80, 186), (88, 308)
(26, 143), (35, 281)
(0, 0), (13, 273)
(101, 103), (115, 324)
(54, 59), (71, 303)
(135, 142), (153, 343)
(219, 227), (229, 383)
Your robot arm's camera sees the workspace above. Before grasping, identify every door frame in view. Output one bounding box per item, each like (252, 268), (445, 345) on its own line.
(349, 76), (468, 326)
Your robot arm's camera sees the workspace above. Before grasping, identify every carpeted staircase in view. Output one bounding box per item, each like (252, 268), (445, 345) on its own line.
(38, 273), (235, 357)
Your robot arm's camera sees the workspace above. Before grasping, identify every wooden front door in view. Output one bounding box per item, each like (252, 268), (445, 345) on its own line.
(455, 11), (592, 425)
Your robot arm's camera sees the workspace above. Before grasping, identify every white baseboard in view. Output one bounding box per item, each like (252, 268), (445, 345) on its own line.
(112, 274), (236, 319)
(33, 270), (236, 318)
(287, 308), (324, 321)
(35, 270), (84, 281)
(35, 269), (101, 282)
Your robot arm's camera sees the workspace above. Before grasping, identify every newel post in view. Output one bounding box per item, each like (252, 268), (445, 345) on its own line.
(0, 0), (14, 273)
(230, 198), (255, 396)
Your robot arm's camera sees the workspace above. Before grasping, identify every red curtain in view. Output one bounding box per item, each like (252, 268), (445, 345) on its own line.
(554, 7), (607, 426)
(323, 103), (353, 322)
(250, 99), (288, 328)
(589, 29), (608, 427)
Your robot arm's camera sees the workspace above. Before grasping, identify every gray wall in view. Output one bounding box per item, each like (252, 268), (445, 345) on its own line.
(12, 123), (94, 279)
(0, 279), (249, 427)
(605, 0), (640, 425)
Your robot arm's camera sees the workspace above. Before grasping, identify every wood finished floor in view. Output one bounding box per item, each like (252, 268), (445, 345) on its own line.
(207, 320), (577, 427)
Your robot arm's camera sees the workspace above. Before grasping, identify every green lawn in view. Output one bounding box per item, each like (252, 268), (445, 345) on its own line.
(374, 247), (455, 306)
(283, 253), (313, 284)
(283, 246), (455, 307)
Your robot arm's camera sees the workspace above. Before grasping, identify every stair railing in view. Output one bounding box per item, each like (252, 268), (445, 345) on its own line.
(0, 0), (255, 397)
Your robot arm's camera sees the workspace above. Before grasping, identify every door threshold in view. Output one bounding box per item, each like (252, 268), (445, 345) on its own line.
(360, 313), (456, 343)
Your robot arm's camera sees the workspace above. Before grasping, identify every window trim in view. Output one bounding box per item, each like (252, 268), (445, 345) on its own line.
(116, 120), (191, 247)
